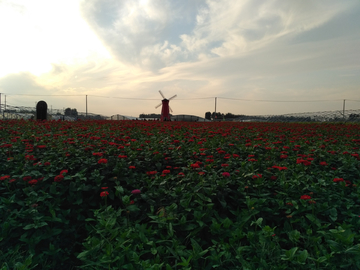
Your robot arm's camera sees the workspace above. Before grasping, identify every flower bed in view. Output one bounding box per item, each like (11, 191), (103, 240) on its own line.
(1, 119), (360, 269)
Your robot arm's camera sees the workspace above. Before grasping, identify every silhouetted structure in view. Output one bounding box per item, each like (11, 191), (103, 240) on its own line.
(36, 101), (47, 120)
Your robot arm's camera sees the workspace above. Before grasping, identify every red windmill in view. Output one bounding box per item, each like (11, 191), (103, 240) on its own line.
(155, 90), (177, 121)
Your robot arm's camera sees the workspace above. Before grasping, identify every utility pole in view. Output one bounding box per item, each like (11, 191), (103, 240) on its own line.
(343, 99), (346, 119)
(86, 95), (88, 118)
(4, 95), (6, 111)
(214, 97), (217, 120)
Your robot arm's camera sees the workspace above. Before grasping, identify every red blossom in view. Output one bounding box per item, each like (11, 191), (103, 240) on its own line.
(131, 189), (141, 194)
(98, 158), (108, 164)
(100, 191), (109, 197)
(190, 163), (200, 169)
(0, 175), (10, 181)
(60, 169), (68, 175)
(54, 175), (64, 182)
(300, 195), (311, 200)
(28, 179), (38, 185)
(319, 162), (328, 166)
(252, 174), (262, 179)
(308, 200), (316, 204)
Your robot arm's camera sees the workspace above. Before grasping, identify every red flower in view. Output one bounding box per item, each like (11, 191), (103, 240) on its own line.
(131, 189), (141, 194)
(93, 152), (103, 156)
(252, 174), (262, 179)
(300, 195), (311, 200)
(0, 175), (10, 181)
(129, 166), (136, 169)
(198, 172), (205, 175)
(271, 176), (277, 180)
(221, 164), (229, 167)
(308, 200), (316, 204)
(286, 202), (293, 206)
(146, 171), (157, 175)
(118, 155), (127, 158)
(44, 162), (51, 166)
(37, 145), (46, 149)
(130, 200), (135, 205)
(60, 169), (68, 175)
(28, 179), (38, 185)
(9, 179), (16, 183)
(100, 191), (109, 197)
(23, 176), (32, 181)
(333, 178), (344, 183)
(272, 166), (287, 171)
(101, 187), (108, 190)
(319, 162), (328, 166)
(162, 169), (170, 174)
(54, 175), (64, 182)
(98, 158), (108, 164)
(190, 163), (200, 169)
(222, 172), (230, 177)
(178, 172), (185, 176)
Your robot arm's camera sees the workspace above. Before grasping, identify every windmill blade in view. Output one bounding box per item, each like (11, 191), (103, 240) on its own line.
(168, 94), (177, 100)
(159, 90), (166, 99)
(155, 102), (162, 109)
(169, 106), (173, 113)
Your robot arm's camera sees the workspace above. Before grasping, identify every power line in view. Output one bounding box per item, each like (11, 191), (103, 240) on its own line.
(217, 97), (344, 102)
(1, 93), (357, 102)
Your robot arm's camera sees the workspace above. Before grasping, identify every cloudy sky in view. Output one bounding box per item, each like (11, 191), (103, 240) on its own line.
(1, 0), (359, 117)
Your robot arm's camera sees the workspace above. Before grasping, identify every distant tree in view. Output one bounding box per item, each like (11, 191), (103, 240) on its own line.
(71, 108), (78, 117)
(64, 108), (71, 116)
(225, 113), (235, 119)
(64, 108), (78, 117)
(205, 112), (211, 120)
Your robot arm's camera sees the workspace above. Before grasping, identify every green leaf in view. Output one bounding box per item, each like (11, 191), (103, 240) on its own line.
(297, 250), (308, 263)
(23, 224), (35, 230)
(115, 186), (124, 195)
(222, 217), (233, 229)
(251, 217), (263, 228)
(196, 193), (212, 202)
(288, 230), (301, 243)
(77, 250), (89, 259)
(285, 247), (298, 260)
(306, 214), (321, 227)
(168, 223), (174, 237)
(344, 244), (360, 255)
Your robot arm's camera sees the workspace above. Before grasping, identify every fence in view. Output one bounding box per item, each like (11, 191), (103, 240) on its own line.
(0, 103), (359, 122)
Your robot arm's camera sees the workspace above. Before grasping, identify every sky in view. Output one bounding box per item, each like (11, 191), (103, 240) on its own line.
(0, 0), (360, 118)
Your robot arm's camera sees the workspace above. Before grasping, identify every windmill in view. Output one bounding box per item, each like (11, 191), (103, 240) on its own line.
(155, 90), (177, 121)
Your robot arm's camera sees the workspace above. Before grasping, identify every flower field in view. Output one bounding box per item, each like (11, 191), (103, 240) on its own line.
(1, 119), (360, 269)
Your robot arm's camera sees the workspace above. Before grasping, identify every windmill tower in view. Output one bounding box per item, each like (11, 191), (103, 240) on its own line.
(155, 90), (177, 121)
